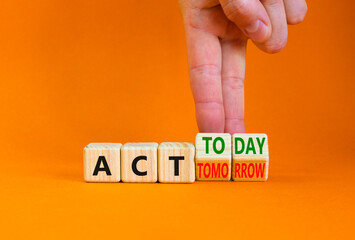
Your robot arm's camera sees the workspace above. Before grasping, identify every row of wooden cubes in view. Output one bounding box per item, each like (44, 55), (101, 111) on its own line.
(84, 133), (269, 183)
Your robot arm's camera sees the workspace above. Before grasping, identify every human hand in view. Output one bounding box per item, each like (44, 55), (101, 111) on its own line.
(179, 0), (307, 133)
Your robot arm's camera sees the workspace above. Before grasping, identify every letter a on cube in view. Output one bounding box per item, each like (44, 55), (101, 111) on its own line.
(83, 143), (122, 182)
(158, 142), (195, 183)
(232, 134), (269, 181)
(195, 133), (231, 181)
(121, 143), (158, 183)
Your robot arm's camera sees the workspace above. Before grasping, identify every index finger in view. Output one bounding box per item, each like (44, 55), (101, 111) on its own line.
(184, 24), (225, 133)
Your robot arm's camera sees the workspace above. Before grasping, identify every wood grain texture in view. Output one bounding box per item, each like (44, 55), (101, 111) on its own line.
(158, 142), (195, 183)
(195, 133), (232, 181)
(83, 143), (122, 182)
(232, 134), (269, 181)
(121, 143), (158, 183)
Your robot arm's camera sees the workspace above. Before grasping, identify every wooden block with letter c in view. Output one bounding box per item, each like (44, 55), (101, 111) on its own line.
(121, 142), (158, 183)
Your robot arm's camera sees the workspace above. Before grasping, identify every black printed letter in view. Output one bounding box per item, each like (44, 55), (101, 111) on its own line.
(132, 155), (147, 176)
(93, 156), (112, 176)
(169, 156), (185, 176)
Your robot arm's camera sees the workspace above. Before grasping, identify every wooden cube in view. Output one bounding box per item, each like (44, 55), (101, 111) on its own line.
(158, 142), (195, 183)
(232, 134), (269, 181)
(121, 143), (158, 183)
(195, 133), (231, 181)
(83, 143), (122, 182)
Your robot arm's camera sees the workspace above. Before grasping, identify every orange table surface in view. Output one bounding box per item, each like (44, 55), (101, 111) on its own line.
(2, 147), (354, 239)
(0, 0), (354, 239)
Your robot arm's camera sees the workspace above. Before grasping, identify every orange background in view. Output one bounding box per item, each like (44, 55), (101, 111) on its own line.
(0, 0), (354, 239)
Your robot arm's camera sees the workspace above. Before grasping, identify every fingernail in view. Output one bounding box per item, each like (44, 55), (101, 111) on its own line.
(245, 20), (268, 42)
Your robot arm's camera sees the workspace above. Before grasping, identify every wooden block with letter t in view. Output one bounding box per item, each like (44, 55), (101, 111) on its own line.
(195, 133), (231, 181)
(232, 134), (269, 181)
(158, 142), (195, 183)
(121, 143), (158, 183)
(83, 143), (122, 182)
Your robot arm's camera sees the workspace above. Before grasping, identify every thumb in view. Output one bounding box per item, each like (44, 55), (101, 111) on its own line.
(220, 0), (271, 42)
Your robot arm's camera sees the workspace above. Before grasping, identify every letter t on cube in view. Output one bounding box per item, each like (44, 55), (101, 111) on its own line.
(158, 142), (195, 183)
(195, 133), (231, 181)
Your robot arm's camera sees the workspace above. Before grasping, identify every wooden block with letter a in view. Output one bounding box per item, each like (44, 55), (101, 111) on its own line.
(158, 142), (195, 183)
(121, 143), (158, 183)
(232, 134), (269, 181)
(83, 143), (122, 182)
(195, 133), (231, 181)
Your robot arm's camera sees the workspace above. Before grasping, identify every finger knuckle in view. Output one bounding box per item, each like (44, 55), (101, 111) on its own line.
(261, 0), (283, 7)
(190, 64), (220, 78)
(224, 0), (251, 20)
(222, 76), (245, 90)
(225, 117), (245, 122)
(195, 100), (224, 107)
